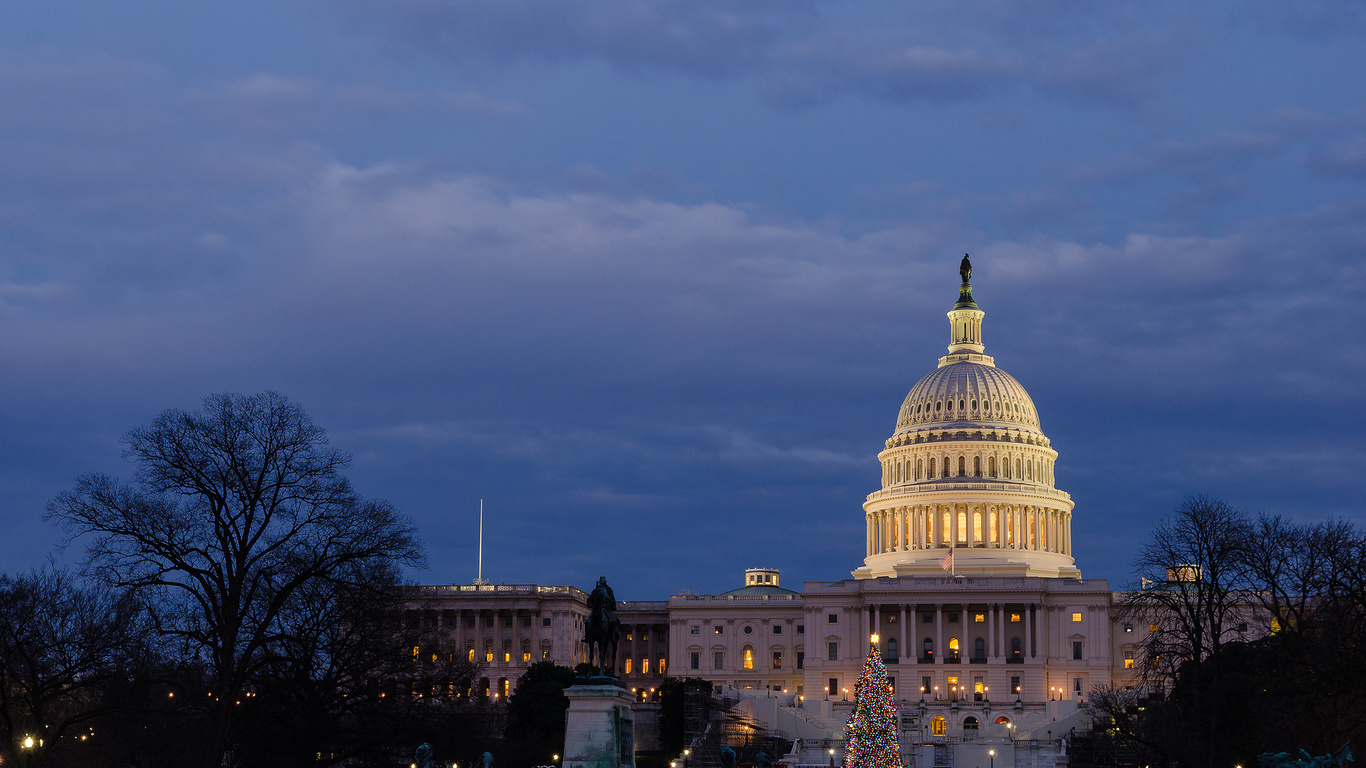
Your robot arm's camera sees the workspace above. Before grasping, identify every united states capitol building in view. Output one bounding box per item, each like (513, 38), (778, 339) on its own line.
(405, 261), (1147, 768)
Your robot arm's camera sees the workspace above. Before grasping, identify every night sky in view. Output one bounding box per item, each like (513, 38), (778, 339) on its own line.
(1, 1), (1363, 599)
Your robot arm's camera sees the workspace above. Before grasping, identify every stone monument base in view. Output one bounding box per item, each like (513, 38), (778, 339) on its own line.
(564, 681), (635, 768)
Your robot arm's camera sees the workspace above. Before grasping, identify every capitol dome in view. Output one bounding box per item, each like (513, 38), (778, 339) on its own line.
(853, 256), (1080, 580)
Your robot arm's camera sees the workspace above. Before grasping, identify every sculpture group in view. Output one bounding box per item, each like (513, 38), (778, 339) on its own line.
(584, 576), (621, 677)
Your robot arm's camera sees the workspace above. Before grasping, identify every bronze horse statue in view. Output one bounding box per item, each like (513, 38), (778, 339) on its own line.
(584, 576), (621, 676)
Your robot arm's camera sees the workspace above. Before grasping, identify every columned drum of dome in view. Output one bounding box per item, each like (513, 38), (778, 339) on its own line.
(854, 258), (1080, 579)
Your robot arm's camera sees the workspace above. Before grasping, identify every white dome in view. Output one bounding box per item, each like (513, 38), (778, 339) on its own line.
(895, 360), (1041, 433)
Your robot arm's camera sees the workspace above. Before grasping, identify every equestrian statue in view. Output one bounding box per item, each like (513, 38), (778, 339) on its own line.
(584, 576), (621, 677)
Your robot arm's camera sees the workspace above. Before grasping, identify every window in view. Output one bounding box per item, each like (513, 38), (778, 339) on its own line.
(1011, 676), (1020, 694)
(829, 642), (839, 661)
(773, 624), (783, 634)
(949, 612), (959, 623)
(523, 650), (531, 662)
(1123, 623), (1133, 633)
(642, 632), (649, 641)
(691, 625), (700, 635)
(773, 651), (783, 669)
(797, 651), (804, 669)
(829, 678), (839, 696)
(958, 456), (966, 476)
(923, 613), (933, 623)
(523, 617), (532, 627)
(1073, 678), (1082, 693)
(714, 626), (723, 634)
(504, 616), (513, 628)
(659, 658), (666, 674)
(1010, 637), (1021, 656)
(829, 614), (839, 624)
(743, 625), (753, 635)
(485, 616), (494, 627)
(797, 625), (804, 634)
(484, 644), (493, 663)
(1149, 623), (1159, 632)
(542, 617), (551, 627)
(989, 456), (997, 477)
(974, 638), (985, 660)
(1072, 612), (1083, 623)
(1073, 641), (1083, 660)
(886, 637), (898, 658)
(922, 676), (931, 694)
(1010, 613), (1021, 622)
(624, 659), (633, 674)
(887, 678), (895, 694)
(923, 637), (934, 659)
(714, 651), (724, 669)
(743, 647), (754, 669)
(690, 652), (700, 670)
(964, 716), (979, 730)
(974, 613), (985, 623)
(931, 717), (946, 736)
(626, 632), (634, 641)
(1123, 650), (1134, 669)
(642, 659), (650, 674)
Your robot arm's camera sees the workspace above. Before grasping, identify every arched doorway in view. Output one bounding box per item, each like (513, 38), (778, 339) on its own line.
(931, 716), (946, 736)
(995, 716), (1012, 725)
(963, 716), (979, 730)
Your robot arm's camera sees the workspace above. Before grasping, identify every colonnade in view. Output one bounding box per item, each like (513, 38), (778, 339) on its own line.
(854, 602), (1038, 664)
(865, 503), (1071, 558)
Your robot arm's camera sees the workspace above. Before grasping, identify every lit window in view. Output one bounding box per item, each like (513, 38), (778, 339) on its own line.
(1072, 613), (1082, 623)
(625, 659), (633, 674)
(503, 651), (510, 662)
(642, 659), (650, 674)
(773, 651), (783, 669)
(659, 658), (666, 673)
(1124, 624), (1133, 633)
(412, 646), (419, 659)
(743, 648), (754, 669)
(468, 649), (476, 662)
(1123, 650), (1134, 669)
(523, 651), (531, 662)
(691, 626), (700, 635)
(1149, 623), (1159, 632)
(626, 632), (633, 641)
(1010, 613), (1021, 623)
(714, 626), (723, 634)
(931, 717), (946, 736)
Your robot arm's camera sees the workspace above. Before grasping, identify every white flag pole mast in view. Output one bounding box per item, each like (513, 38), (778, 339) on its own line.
(477, 499), (485, 585)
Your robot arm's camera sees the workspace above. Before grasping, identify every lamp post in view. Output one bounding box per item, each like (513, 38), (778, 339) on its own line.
(989, 749), (996, 768)
(684, 748), (691, 768)
(829, 747), (836, 768)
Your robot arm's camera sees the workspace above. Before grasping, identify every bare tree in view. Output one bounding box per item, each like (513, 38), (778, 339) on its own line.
(0, 566), (145, 767)
(1120, 495), (1253, 683)
(46, 391), (423, 768)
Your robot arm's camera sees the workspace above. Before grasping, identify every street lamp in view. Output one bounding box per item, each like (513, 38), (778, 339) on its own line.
(989, 749), (996, 768)
(829, 747), (837, 767)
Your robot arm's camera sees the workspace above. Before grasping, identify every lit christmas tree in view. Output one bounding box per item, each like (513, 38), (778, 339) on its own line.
(844, 635), (902, 768)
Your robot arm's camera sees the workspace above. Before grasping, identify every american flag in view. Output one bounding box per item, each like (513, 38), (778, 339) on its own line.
(940, 547), (954, 571)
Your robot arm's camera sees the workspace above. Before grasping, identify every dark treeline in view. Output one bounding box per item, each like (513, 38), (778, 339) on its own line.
(0, 392), (502, 768)
(1081, 496), (1366, 768)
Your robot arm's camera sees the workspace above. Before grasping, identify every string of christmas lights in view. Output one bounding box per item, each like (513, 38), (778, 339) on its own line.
(844, 636), (902, 768)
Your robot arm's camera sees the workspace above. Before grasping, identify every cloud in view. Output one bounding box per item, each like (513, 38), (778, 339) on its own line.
(325, 0), (801, 77)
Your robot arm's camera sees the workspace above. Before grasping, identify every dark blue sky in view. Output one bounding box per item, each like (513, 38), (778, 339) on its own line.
(1, 1), (1363, 599)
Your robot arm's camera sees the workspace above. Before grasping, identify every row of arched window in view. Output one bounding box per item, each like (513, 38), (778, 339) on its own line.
(866, 504), (1070, 554)
(882, 451), (1054, 487)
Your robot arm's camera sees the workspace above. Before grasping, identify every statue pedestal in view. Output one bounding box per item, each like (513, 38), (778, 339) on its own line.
(564, 681), (635, 768)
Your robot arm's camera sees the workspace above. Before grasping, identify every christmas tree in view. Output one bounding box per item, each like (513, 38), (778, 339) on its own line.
(844, 636), (902, 768)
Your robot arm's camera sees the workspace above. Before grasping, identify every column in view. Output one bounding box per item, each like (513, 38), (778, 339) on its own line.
(872, 604), (881, 645)
(987, 603), (995, 658)
(899, 604), (907, 660)
(908, 603), (917, 663)
(950, 504), (959, 546)
(1026, 604), (1035, 658)
(935, 605), (943, 664)
(859, 606), (868, 658)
